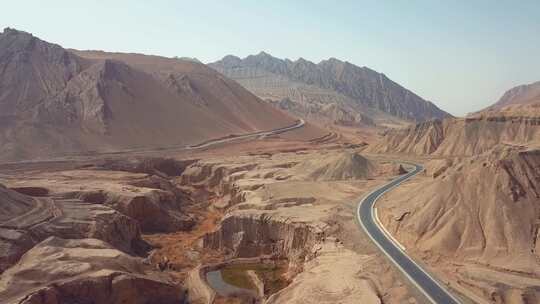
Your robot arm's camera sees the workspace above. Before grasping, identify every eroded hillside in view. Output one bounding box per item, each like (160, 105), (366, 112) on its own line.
(0, 28), (302, 161)
(209, 52), (450, 126)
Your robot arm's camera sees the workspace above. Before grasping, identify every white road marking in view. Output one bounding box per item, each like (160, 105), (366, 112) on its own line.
(374, 207), (406, 251)
(357, 163), (462, 304)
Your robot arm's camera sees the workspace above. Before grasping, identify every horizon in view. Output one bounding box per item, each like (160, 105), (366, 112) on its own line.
(2, 0), (539, 116)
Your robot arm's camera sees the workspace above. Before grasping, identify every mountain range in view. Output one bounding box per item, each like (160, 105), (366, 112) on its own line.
(370, 79), (540, 156)
(209, 52), (451, 126)
(0, 28), (298, 161)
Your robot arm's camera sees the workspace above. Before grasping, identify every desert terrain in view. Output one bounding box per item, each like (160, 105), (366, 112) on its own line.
(1, 24), (540, 304)
(0, 127), (424, 303)
(370, 81), (540, 303)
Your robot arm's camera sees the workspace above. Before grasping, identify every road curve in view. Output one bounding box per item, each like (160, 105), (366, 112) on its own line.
(357, 163), (461, 304)
(187, 119), (305, 149)
(0, 119), (306, 166)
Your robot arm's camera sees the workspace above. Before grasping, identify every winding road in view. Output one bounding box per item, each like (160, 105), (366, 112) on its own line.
(187, 119), (305, 149)
(357, 163), (462, 304)
(0, 119), (306, 166)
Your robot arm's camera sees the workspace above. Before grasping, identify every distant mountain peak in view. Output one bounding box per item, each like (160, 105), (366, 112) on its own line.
(222, 54), (241, 61)
(0, 30), (299, 161)
(2, 27), (32, 36)
(175, 56), (201, 63)
(481, 80), (540, 112)
(248, 51), (280, 61)
(257, 51), (272, 57)
(209, 52), (451, 121)
(322, 57), (344, 64)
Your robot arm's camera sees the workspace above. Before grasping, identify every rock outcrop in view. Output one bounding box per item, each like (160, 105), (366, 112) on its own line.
(370, 116), (540, 156)
(73, 187), (195, 233)
(0, 237), (184, 304)
(0, 183), (142, 272)
(203, 213), (322, 270)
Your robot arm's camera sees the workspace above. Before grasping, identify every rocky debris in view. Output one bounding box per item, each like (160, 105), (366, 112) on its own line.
(0, 183), (143, 272)
(0, 237), (185, 304)
(294, 151), (376, 181)
(210, 52), (450, 122)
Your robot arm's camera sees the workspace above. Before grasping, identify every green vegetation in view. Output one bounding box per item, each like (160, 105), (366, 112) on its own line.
(221, 264), (256, 290)
(220, 260), (290, 295)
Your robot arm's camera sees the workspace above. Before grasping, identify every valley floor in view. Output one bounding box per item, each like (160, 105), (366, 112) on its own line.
(0, 131), (421, 304)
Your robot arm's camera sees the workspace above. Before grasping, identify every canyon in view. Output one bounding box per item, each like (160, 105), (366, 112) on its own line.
(1, 26), (540, 304)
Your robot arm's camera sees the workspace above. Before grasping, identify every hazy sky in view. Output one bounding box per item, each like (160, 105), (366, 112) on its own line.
(2, 0), (539, 116)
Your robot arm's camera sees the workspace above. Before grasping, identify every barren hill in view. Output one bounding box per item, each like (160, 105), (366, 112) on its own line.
(369, 116), (540, 156)
(483, 81), (540, 111)
(0, 28), (299, 161)
(371, 82), (540, 156)
(379, 147), (540, 301)
(294, 151), (376, 181)
(209, 52), (450, 125)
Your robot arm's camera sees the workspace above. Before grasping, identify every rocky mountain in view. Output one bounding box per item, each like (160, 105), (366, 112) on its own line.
(0, 29), (298, 161)
(370, 115), (540, 156)
(209, 52), (451, 125)
(371, 81), (540, 156)
(484, 81), (540, 111)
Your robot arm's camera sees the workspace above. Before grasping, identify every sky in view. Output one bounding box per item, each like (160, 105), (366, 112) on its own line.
(1, 0), (539, 116)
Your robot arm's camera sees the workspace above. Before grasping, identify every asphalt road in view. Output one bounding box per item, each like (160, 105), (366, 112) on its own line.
(187, 119), (305, 149)
(0, 119), (306, 166)
(357, 163), (462, 304)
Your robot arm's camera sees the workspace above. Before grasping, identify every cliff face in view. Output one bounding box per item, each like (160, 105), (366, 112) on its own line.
(203, 213), (321, 265)
(210, 52), (450, 124)
(0, 237), (184, 304)
(0, 28), (85, 116)
(370, 116), (540, 156)
(0, 183), (142, 273)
